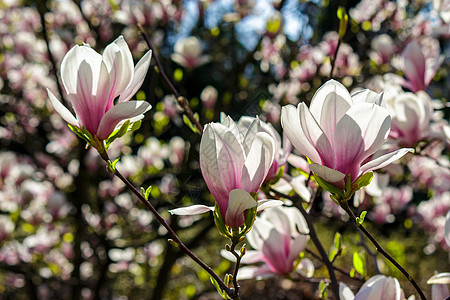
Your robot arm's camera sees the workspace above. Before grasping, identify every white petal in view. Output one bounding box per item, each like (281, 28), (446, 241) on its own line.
(296, 258), (315, 278)
(427, 272), (450, 284)
(445, 211), (450, 248)
(47, 89), (79, 126)
(281, 105), (321, 164)
(120, 50), (153, 103)
(96, 101), (151, 140)
(235, 265), (274, 280)
(169, 205), (214, 216)
(220, 249), (264, 264)
(256, 200), (283, 212)
(359, 148), (413, 175)
(241, 132), (275, 192)
(339, 283), (355, 300)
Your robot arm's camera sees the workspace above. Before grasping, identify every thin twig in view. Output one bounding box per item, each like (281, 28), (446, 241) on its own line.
(138, 25), (204, 135)
(38, 5), (65, 102)
(340, 201), (427, 300)
(329, 39), (341, 80)
(357, 231), (381, 274)
(103, 155), (233, 298)
(229, 238), (242, 300)
(269, 189), (340, 298)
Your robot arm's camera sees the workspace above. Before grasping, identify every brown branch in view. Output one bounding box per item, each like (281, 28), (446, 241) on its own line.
(138, 25), (204, 135)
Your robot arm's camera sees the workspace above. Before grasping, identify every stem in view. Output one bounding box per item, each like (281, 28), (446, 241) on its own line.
(104, 156), (233, 298)
(229, 237), (243, 300)
(329, 39), (341, 80)
(340, 201), (427, 300)
(138, 25), (204, 135)
(270, 189), (340, 298)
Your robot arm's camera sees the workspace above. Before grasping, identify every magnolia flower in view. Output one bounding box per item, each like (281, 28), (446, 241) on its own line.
(386, 91), (433, 147)
(340, 275), (403, 300)
(236, 115), (292, 182)
(170, 115), (280, 228)
(222, 206), (313, 279)
(171, 37), (210, 70)
(401, 40), (443, 92)
(369, 34), (396, 64)
(281, 80), (413, 191)
(48, 36), (152, 141)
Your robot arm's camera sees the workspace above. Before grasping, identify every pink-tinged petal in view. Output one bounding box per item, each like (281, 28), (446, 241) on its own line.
(256, 200), (283, 212)
(432, 284), (450, 300)
(103, 36), (134, 103)
(220, 249), (264, 264)
(296, 258), (314, 278)
(168, 205), (213, 216)
(402, 41), (426, 92)
(213, 123), (246, 192)
(287, 154), (310, 173)
(289, 176), (311, 203)
(287, 235), (309, 264)
(339, 283), (355, 300)
(314, 81), (353, 143)
(425, 55), (444, 86)
(298, 103), (335, 168)
(96, 101), (151, 139)
(47, 89), (79, 126)
(359, 148), (413, 175)
(199, 124), (230, 215)
(281, 105), (321, 164)
(247, 217), (274, 250)
(240, 117), (262, 154)
(235, 265), (274, 280)
(119, 50), (152, 103)
(260, 206), (292, 235)
(224, 189), (257, 228)
(445, 211), (450, 247)
(309, 164), (345, 183)
(241, 132), (275, 193)
(60, 45), (102, 94)
(309, 79), (353, 122)
(334, 103), (391, 179)
(261, 229), (291, 274)
(285, 206), (309, 235)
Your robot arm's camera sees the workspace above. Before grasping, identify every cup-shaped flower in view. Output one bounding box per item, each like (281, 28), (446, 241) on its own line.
(281, 80), (413, 195)
(47, 36), (152, 145)
(200, 115), (275, 228)
(340, 275), (403, 300)
(222, 206), (313, 279)
(401, 40), (443, 92)
(171, 36), (210, 70)
(386, 91), (433, 147)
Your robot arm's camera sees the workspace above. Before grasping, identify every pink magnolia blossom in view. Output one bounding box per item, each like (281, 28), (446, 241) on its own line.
(401, 40), (443, 92)
(340, 275), (403, 300)
(47, 36), (152, 140)
(170, 115), (280, 228)
(428, 273), (450, 300)
(222, 206), (313, 279)
(170, 37), (210, 70)
(281, 80), (412, 190)
(386, 91), (433, 147)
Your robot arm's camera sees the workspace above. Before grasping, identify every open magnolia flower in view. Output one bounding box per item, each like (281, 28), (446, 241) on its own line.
(222, 206), (313, 280)
(170, 115), (282, 231)
(47, 36), (152, 145)
(340, 275), (404, 300)
(281, 80), (413, 196)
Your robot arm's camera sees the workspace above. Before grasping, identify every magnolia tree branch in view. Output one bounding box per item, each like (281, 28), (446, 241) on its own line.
(228, 237), (244, 300)
(101, 155), (234, 299)
(138, 25), (204, 135)
(269, 189), (340, 298)
(340, 201), (427, 300)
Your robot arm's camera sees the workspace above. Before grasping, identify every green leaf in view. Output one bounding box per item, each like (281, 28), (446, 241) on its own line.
(210, 276), (228, 299)
(334, 232), (342, 250)
(107, 158), (120, 174)
(141, 186), (152, 200)
(183, 115), (198, 133)
(213, 203), (232, 238)
(314, 174), (344, 199)
(357, 211), (367, 225)
(319, 280), (328, 299)
(354, 172), (373, 190)
(105, 120), (131, 149)
(337, 7), (348, 39)
(353, 252), (365, 276)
